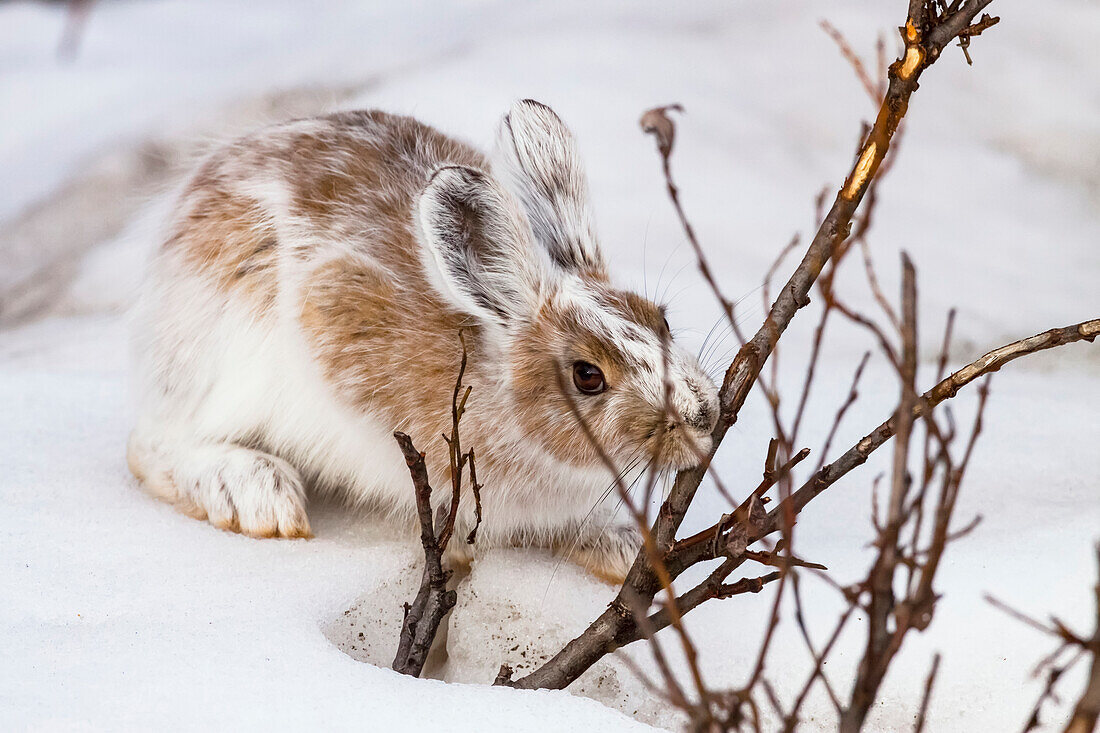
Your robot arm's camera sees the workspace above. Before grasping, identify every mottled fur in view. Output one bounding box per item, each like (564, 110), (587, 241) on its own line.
(128, 101), (718, 582)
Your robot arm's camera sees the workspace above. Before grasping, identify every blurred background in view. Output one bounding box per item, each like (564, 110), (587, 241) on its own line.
(2, 1), (1098, 731)
(4, 0), (1098, 334)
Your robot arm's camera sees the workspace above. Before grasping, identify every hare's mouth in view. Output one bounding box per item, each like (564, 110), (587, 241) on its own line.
(651, 424), (713, 471)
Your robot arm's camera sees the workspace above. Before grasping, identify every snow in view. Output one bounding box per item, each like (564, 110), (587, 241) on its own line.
(2, 0), (1098, 730)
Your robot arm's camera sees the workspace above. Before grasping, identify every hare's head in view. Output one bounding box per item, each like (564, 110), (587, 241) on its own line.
(417, 100), (719, 471)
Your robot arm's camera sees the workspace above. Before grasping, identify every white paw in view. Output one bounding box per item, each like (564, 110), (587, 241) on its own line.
(131, 437), (314, 539)
(194, 449), (312, 538)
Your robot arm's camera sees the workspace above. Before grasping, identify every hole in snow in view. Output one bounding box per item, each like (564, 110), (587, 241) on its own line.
(321, 547), (678, 728)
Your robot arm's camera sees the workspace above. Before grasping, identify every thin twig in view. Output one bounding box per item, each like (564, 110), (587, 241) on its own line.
(391, 432), (458, 677)
(820, 19), (880, 104)
(393, 335), (478, 676)
(914, 653), (942, 733)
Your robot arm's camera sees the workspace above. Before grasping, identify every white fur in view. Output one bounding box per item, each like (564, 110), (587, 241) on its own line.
(129, 104), (717, 577)
(493, 100), (603, 273)
(131, 248), (629, 545)
(416, 165), (551, 331)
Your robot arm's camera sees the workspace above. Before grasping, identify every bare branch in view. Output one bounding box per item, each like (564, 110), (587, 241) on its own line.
(988, 546), (1100, 733)
(393, 334), (478, 677)
(820, 19), (880, 104)
(391, 431), (457, 677)
(641, 103), (741, 336)
(840, 254), (920, 732)
(780, 319), (1098, 525)
(465, 449), (483, 545)
(914, 653), (942, 733)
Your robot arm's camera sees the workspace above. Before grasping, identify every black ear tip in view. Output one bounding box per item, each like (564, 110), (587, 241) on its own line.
(427, 165), (487, 190)
(514, 98), (561, 121)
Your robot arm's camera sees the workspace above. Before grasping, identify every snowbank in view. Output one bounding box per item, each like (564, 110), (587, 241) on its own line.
(2, 1), (1098, 730)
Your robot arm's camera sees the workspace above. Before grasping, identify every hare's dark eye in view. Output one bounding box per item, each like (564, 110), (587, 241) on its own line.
(662, 316), (671, 334)
(572, 361), (607, 395)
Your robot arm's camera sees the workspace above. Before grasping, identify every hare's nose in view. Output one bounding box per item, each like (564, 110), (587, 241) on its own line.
(685, 401), (717, 433)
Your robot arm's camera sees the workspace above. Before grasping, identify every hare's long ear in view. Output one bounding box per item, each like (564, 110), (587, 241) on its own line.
(417, 165), (549, 330)
(493, 99), (606, 277)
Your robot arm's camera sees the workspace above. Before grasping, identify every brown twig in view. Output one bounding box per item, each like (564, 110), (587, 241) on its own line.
(465, 449), (483, 545)
(784, 603), (857, 730)
(393, 335), (479, 676)
(641, 104), (740, 335)
(439, 333), (472, 549)
(820, 19), (880, 104)
(814, 351), (872, 473)
(391, 431), (458, 677)
(835, 258), (913, 729)
(840, 254), (920, 733)
(914, 653), (942, 733)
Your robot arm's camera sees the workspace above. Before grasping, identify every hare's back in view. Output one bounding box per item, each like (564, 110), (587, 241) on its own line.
(162, 111), (488, 306)
(140, 111), (485, 473)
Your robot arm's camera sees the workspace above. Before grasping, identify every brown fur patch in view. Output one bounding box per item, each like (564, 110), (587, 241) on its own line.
(165, 159), (279, 313)
(299, 255), (476, 481)
(597, 288), (668, 337)
(287, 111), (487, 245)
(288, 112), (527, 490)
(212, 515), (240, 533)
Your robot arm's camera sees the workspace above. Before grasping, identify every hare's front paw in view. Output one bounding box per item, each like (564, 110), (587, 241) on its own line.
(565, 524), (643, 586)
(197, 449), (312, 538)
(130, 436), (312, 539)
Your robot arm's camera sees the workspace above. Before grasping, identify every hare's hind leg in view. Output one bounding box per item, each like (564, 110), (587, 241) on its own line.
(127, 431), (312, 539)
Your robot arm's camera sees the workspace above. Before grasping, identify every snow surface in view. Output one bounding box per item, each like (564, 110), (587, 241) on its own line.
(2, 1), (1099, 730)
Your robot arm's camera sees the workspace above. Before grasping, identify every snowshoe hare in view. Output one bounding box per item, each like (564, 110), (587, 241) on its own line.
(127, 100), (719, 583)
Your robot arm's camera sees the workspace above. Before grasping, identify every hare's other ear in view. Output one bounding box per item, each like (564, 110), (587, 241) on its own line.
(418, 165), (548, 329)
(494, 99), (605, 276)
